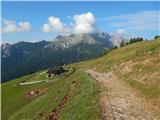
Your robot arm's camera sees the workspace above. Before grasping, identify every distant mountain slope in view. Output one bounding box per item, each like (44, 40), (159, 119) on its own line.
(1, 32), (116, 82)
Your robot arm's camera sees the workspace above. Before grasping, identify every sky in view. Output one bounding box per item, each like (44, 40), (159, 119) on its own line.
(1, 1), (160, 43)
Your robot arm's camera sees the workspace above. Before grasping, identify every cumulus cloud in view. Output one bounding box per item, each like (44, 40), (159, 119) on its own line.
(42, 12), (96, 34)
(18, 22), (32, 32)
(48, 17), (63, 30)
(72, 12), (96, 34)
(42, 16), (71, 34)
(116, 29), (126, 35)
(43, 24), (52, 32)
(2, 19), (32, 33)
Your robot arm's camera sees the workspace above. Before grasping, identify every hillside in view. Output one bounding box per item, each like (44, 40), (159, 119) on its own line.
(1, 32), (116, 82)
(2, 37), (160, 120)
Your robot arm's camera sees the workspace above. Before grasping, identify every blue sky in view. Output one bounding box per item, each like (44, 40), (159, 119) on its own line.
(2, 1), (160, 43)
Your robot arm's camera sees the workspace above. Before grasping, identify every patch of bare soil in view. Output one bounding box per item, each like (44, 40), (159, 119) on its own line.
(120, 53), (160, 85)
(26, 87), (48, 99)
(45, 80), (77, 120)
(86, 70), (160, 120)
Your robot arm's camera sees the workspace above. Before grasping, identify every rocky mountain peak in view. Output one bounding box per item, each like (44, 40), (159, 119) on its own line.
(47, 32), (114, 49)
(1, 43), (11, 57)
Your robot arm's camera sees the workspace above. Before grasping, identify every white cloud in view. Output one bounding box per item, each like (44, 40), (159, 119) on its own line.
(42, 12), (96, 34)
(42, 17), (63, 32)
(18, 22), (32, 32)
(42, 16), (70, 34)
(116, 29), (126, 35)
(2, 19), (32, 33)
(43, 24), (53, 32)
(73, 12), (96, 34)
(107, 10), (160, 32)
(48, 16), (64, 31)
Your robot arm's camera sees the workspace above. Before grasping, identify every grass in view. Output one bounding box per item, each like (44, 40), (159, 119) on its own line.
(2, 68), (101, 120)
(2, 37), (160, 120)
(74, 37), (160, 100)
(2, 71), (56, 120)
(59, 71), (101, 120)
(120, 72), (160, 98)
(74, 37), (160, 72)
(8, 75), (72, 120)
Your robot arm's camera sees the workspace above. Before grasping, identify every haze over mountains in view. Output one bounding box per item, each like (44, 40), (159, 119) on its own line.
(1, 31), (125, 82)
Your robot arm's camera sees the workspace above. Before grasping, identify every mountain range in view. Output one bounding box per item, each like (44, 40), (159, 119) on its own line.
(1, 32), (125, 82)
(2, 37), (160, 120)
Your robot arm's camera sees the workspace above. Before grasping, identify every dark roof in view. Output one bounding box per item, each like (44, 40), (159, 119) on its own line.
(47, 66), (67, 75)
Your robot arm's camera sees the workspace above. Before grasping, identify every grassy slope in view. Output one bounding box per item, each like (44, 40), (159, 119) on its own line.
(74, 37), (160, 101)
(2, 69), (101, 120)
(2, 37), (160, 120)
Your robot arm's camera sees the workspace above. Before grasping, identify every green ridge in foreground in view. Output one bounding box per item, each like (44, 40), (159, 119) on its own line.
(2, 69), (101, 120)
(74, 37), (160, 107)
(2, 37), (160, 120)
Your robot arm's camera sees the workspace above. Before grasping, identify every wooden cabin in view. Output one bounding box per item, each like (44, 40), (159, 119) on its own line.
(46, 66), (67, 78)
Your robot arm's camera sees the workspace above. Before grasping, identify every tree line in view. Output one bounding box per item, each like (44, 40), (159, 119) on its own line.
(120, 35), (160, 47)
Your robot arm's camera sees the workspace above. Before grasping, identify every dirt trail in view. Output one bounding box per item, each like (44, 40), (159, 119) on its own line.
(87, 70), (160, 120)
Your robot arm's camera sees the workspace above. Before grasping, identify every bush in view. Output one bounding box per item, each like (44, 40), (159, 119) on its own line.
(129, 37), (143, 44)
(154, 35), (160, 39)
